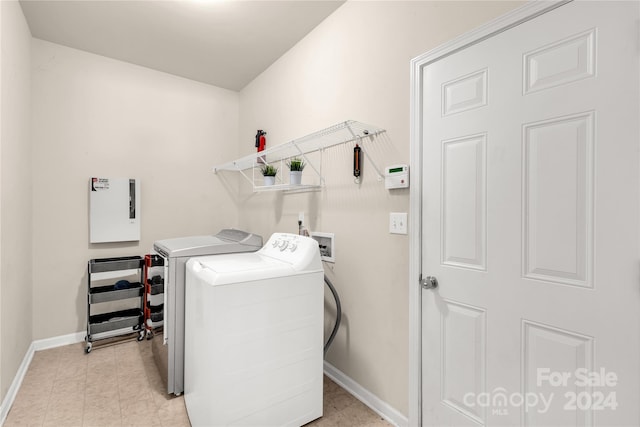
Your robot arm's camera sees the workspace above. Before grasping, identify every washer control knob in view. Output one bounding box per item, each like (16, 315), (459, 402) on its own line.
(279, 240), (289, 251)
(272, 240), (279, 248)
(289, 243), (297, 252)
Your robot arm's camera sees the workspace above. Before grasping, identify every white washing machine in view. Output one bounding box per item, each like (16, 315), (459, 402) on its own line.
(184, 233), (324, 427)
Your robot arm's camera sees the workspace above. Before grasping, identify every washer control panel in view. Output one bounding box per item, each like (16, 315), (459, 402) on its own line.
(270, 237), (298, 252)
(260, 233), (320, 267)
(268, 234), (300, 252)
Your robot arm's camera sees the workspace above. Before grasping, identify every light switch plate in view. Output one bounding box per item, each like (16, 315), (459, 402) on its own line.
(390, 212), (408, 234)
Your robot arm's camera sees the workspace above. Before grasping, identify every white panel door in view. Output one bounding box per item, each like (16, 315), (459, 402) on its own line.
(421, 1), (639, 426)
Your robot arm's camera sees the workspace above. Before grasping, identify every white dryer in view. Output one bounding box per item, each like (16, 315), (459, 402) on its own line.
(184, 233), (324, 427)
(152, 229), (263, 395)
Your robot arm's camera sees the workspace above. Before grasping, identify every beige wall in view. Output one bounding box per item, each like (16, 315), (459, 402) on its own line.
(1, 0), (33, 399)
(0, 0), (526, 415)
(0, 0), (3, 401)
(30, 39), (241, 340)
(238, 1), (522, 416)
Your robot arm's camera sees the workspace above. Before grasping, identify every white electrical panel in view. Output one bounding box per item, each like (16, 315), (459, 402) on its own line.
(385, 164), (409, 189)
(89, 177), (140, 243)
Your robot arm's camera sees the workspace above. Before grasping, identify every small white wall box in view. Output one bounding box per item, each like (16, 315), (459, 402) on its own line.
(310, 232), (335, 263)
(385, 164), (409, 189)
(89, 177), (140, 243)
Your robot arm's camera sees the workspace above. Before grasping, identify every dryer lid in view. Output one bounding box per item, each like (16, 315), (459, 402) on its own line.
(153, 229), (262, 257)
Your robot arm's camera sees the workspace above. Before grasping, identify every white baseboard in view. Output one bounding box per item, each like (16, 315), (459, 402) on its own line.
(0, 342), (35, 426)
(32, 331), (85, 351)
(0, 331), (85, 426)
(323, 361), (408, 427)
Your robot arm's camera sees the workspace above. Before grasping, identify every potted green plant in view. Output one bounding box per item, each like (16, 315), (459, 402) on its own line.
(287, 157), (305, 185)
(260, 164), (278, 186)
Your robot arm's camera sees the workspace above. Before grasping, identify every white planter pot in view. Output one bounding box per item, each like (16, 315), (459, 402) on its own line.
(290, 171), (302, 185)
(263, 175), (276, 186)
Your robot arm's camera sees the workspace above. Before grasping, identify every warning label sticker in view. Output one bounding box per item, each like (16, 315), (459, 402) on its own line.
(91, 177), (110, 191)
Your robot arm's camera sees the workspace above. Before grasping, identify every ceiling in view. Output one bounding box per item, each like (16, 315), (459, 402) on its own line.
(19, 0), (345, 91)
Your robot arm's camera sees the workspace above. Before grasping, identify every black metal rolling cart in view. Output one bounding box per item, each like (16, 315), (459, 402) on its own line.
(85, 256), (145, 353)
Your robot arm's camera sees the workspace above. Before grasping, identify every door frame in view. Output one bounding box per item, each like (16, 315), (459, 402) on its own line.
(408, 1), (571, 425)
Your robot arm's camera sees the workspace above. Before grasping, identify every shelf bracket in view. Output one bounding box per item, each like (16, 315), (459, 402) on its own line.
(358, 142), (385, 181)
(291, 141), (324, 187)
(237, 165), (255, 187)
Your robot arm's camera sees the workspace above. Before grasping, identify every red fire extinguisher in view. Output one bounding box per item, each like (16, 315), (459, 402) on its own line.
(255, 130), (267, 152)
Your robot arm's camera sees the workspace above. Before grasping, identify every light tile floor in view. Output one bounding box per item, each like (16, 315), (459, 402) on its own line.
(4, 338), (391, 427)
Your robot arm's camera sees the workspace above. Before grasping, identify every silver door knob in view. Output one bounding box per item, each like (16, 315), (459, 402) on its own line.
(421, 276), (438, 289)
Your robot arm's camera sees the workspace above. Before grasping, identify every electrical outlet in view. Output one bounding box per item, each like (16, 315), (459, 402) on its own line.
(390, 212), (408, 234)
